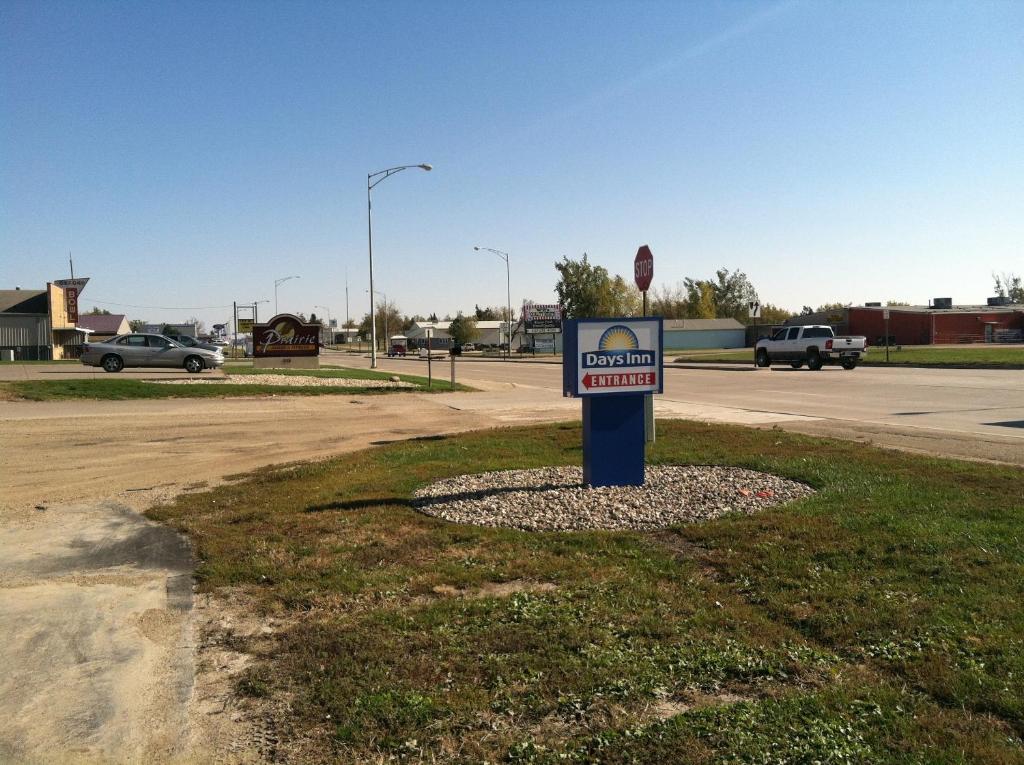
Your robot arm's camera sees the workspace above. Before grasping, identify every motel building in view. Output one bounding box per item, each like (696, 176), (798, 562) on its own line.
(0, 284), (92, 361)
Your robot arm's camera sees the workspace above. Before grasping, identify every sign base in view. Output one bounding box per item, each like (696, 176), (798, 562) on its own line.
(583, 394), (646, 487)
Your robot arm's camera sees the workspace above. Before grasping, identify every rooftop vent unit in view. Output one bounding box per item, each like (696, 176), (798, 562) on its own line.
(987, 296), (1010, 306)
(931, 297), (953, 309)
(864, 302), (882, 307)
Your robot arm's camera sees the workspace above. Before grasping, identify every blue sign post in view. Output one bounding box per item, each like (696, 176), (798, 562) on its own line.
(563, 318), (664, 487)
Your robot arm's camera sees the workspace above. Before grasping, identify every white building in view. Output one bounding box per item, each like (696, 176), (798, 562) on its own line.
(406, 320), (510, 349)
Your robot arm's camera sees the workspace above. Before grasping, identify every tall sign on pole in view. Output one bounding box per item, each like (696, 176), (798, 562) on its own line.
(634, 245), (653, 315)
(54, 278), (90, 325)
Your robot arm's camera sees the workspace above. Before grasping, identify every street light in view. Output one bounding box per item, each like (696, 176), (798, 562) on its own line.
(367, 163), (432, 368)
(366, 289), (387, 354)
(475, 246), (512, 358)
(274, 276), (300, 315)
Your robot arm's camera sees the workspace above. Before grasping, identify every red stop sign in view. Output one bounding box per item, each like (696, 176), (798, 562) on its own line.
(634, 245), (654, 292)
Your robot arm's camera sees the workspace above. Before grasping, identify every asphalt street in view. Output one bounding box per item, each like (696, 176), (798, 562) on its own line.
(326, 351), (1024, 465)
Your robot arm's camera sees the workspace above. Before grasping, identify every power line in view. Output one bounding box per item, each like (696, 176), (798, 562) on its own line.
(85, 299), (234, 310)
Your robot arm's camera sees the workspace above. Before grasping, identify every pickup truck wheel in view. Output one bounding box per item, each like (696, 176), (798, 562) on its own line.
(790, 361), (803, 369)
(755, 349), (770, 367)
(841, 360), (857, 370)
(807, 351), (824, 371)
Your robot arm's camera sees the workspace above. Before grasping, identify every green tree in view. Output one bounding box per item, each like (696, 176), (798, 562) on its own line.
(474, 304), (499, 321)
(447, 312), (479, 346)
(886, 300), (911, 306)
(759, 303), (794, 324)
(601, 274), (641, 316)
(128, 319), (146, 332)
(710, 268), (759, 322)
(683, 280), (717, 319)
(554, 254), (608, 318)
(649, 284), (687, 319)
(87, 306), (112, 315)
(815, 302), (850, 312)
(993, 273), (1024, 303)
(554, 254), (639, 318)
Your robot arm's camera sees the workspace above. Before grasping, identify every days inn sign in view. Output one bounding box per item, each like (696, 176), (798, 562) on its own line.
(565, 318), (663, 397)
(563, 317), (663, 488)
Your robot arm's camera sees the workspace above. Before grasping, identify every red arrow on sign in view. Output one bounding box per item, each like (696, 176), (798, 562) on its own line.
(582, 372), (657, 389)
(634, 245), (654, 292)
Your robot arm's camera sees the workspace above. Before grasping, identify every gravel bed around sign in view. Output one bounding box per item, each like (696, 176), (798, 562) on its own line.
(413, 465), (815, 531)
(147, 374), (415, 388)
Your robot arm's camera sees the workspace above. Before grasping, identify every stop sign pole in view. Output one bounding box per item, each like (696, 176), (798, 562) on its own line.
(634, 245), (653, 316)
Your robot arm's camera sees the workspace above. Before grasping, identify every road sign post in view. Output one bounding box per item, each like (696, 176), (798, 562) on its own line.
(563, 317), (663, 487)
(633, 246), (656, 442)
(883, 309), (890, 363)
(634, 245), (653, 315)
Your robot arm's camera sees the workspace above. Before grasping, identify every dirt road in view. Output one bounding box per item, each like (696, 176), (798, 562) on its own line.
(0, 392), (499, 764)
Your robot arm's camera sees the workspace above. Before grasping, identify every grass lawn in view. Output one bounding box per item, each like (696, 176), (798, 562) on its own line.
(148, 421), (1024, 764)
(0, 366), (468, 401)
(673, 346), (1024, 368)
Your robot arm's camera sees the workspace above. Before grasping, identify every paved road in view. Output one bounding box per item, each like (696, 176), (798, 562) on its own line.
(325, 351), (1024, 465)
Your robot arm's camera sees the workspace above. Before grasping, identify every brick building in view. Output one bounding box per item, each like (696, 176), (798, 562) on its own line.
(786, 303), (1024, 345)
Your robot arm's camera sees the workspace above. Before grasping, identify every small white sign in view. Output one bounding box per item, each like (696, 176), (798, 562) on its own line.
(883, 309), (890, 320)
(576, 320), (660, 395)
(748, 301), (762, 319)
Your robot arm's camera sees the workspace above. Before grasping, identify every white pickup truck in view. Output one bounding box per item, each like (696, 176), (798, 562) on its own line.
(755, 325), (867, 370)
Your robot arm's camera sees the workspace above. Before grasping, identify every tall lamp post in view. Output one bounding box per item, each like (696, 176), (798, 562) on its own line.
(474, 246), (512, 358)
(367, 163), (432, 368)
(274, 275), (300, 315)
(315, 304), (333, 347)
(366, 289), (388, 354)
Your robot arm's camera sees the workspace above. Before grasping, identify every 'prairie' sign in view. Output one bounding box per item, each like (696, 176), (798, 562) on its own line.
(252, 314), (321, 357)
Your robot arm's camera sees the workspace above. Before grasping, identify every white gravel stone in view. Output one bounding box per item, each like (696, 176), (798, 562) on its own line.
(413, 465), (815, 531)
(147, 374), (415, 389)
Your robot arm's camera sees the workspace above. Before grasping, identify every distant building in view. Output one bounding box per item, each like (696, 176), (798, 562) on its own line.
(142, 322), (199, 337)
(0, 284), (91, 360)
(664, 318), (746, 349)
(785, 303), (1024, 345)
(77, 313), (130, 341)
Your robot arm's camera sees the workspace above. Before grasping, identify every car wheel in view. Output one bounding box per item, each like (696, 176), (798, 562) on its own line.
(841, 360), (857, 370)
(807, 351), (824, 371)
(755, 349), (770, 367)
(790, 360), (803, 369)
(101, 354), (124, 373)
(184, 355), (205, 374)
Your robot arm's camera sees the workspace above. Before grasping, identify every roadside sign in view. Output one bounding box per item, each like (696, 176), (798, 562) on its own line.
(563, 317), (663, 487)
(883, 309), (890, 320)
(523, 303), (562, 334)
(748, 302), (762, 319)
(563, 318), (663, 398)
(252, 314), (320, 357)
(54, 278), (90, 293)
(54, 278), (89, 325)
(634, 245), (653, 292)
(237, 318), (254, 333)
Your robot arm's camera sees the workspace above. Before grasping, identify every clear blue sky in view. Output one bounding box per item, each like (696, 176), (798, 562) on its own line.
(2, 0), (1022, 329)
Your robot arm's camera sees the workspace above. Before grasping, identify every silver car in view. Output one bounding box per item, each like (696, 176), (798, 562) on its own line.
(80, 334), (224, 373)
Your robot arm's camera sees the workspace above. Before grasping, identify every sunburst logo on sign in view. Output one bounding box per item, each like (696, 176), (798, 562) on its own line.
(598, 325), (639, 351)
